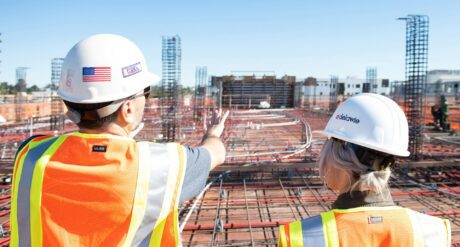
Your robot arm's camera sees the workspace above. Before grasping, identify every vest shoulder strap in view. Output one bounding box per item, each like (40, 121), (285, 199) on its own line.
(11, 135), (65, 247)
(301, 215), (326, 246)
(14, 135), (45, 159)
(126, 142), (187, 247)
(405, 208), (451, 247)
(279, 216), (326, 247)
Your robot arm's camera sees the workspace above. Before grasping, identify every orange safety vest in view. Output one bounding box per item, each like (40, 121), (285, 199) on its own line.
(279, 206), (451, 247)
(10, 132), (187, 247)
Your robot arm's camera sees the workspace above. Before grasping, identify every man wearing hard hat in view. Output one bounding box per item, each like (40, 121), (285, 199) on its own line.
(10, 34), (228, 246)
(278, 94), (451, 247)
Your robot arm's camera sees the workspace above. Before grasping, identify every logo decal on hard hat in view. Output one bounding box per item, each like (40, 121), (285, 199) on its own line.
(65, 70), (74, 89)
(82, 67), (111, 82)
(335, 114), (360, 124)
(122, 62), (142, 78)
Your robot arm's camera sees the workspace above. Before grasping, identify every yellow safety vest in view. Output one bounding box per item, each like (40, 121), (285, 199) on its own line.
(279, 206), (451, 247)
(10, 132), (187, 246)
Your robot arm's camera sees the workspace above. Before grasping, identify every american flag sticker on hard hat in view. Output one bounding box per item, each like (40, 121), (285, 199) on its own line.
(122, 62), (142, 78)
(82, 67), (111, 82)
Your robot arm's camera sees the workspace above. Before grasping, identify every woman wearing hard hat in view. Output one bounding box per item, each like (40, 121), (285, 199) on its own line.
(278, 93), (451, 247)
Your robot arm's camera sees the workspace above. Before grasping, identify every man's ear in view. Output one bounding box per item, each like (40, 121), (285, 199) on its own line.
(119, 100), (135, 124)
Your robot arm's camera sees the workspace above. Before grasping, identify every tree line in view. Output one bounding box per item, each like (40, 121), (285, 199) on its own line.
(0, 80), (42, 94)
(149, 85), (194, 98)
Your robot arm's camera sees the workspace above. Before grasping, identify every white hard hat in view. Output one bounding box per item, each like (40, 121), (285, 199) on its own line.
(318, 93), (410, 157)
(58, 34), (160, 103)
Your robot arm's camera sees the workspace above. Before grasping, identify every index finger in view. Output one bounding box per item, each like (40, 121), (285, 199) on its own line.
(220, 110), (230, 124)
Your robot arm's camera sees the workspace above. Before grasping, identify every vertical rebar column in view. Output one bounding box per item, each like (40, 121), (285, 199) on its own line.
(399, 15), (429, 160)
(194, 66), (207, 121)
(51, 58), (65, 130)
(0, 33), (2, 77)
(366, 67), (378, 93)
(304, 77), (317, 109)
(329, 75), (338, 112)
(161, 35), (182, 142)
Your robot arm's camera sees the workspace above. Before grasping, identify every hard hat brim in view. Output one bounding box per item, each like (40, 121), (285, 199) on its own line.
(313, 130), (411, 157)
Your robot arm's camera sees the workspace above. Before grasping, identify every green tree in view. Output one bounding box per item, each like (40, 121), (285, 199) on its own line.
(0, 81), (16, 94)
(181, 86), (194, 96)
(0, 82), (8, 94)
(27, 85), (41, 93)
(43, 83), (58, 91)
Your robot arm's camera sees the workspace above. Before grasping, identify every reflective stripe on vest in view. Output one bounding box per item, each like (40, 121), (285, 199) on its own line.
(127, 142), (186, 246)
(11, 135), (66, 247)
(279, 215), (325, 247)
(278, 206), (451, 247)
(406, 208), (451, 247)
(11, 133), (187, 247)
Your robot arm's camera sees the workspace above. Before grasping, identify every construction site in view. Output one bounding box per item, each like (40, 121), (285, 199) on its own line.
(0, 15), (459, 246)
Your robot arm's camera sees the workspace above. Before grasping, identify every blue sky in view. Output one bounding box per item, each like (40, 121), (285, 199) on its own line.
(1, 0), (459, 88)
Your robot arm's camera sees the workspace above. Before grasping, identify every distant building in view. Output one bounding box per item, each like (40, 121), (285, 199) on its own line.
(16, 67), (28, 82)
(15, 67), (30, 92)
(426, 70), (460, 95)
(211, 74), (299, 108)
(303, 76), (391, 99)
(51, 58), (64, 88)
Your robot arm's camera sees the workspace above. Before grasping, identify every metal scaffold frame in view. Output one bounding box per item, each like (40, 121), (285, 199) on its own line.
(399, 15), (429, 160)
(0, 32), (2, 76)
(161, 35), (182, 142)
(366, 67), (377, 93)
(50, 58), (65, 131)
(194, 66), (208, 121)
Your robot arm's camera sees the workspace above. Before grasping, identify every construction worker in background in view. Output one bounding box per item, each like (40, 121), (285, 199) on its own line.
(10, 34), (229, 246)
(439, 94), (450, 131)
(278, 93), (451, 247)
(431, 103), (441, 129)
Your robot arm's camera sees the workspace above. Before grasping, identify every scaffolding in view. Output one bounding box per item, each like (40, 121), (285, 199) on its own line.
(366, 67), (377, 93)
(399, 15), (429, 160)
(50, 58), (65, 131)
(194, 66), (208, 121)
(328, 75), (338, 112)
(0, 32), (2, 76)
(161, 35), (182, 142)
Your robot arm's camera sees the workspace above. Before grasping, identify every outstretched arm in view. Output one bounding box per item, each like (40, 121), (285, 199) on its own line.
(200, 109), (229, 169)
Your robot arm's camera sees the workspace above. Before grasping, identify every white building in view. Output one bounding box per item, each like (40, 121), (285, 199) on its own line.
(303, 76), (392, 99)
(426, 70), (460, 95)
